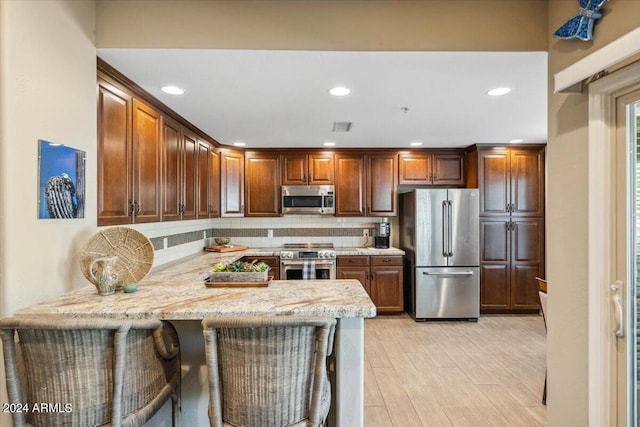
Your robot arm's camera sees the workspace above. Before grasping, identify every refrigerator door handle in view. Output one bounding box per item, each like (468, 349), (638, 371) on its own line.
(422, 271), (475, 276)
(442, 200), (448, 257)
(447, 200), (453, 257)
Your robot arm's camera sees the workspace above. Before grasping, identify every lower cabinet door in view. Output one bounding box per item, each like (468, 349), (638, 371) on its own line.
(370, 267), (403, 313)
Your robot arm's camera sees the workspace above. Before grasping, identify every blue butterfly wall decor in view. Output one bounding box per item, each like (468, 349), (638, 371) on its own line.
(553, 0), (609, 41)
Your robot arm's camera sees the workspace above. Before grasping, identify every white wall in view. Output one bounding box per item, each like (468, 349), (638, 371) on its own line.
(0, 0), (97, 316)
(0, 1), (96, 424)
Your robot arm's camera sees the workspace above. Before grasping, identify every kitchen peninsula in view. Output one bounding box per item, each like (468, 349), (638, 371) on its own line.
(15, 250), (376, 427)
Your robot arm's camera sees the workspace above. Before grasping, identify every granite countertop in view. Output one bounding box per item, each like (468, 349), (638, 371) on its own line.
(16, 250), (376, 320)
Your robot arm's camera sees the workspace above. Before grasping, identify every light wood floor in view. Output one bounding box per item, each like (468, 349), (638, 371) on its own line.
(364, 314), (547, 427)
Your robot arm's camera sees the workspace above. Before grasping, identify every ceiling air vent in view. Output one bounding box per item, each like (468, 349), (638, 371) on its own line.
(332, 122), (353, 132)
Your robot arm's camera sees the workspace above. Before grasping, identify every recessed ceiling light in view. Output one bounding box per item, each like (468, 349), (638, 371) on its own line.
(161, 85), (184, 95)
(323, 142), (336, 147)
(487, 87), (511, 96)
(410, 142), (423, 146)
(509, 138), (524, 143)
(329, 86), (351, 96)
(233, 142), (246, 147)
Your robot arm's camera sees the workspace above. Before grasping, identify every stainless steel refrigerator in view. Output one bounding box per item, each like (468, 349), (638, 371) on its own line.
(400, 189), (479, 321)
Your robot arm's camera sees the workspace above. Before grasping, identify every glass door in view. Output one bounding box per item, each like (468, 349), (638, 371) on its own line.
(614, 90), (640, 426)
(633, 99), (640, 427)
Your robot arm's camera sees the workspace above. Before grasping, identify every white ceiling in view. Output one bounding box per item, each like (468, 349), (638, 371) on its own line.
(97, 49), (547, 149)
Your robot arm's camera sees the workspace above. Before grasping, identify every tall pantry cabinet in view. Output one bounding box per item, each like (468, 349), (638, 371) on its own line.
(467, 145), (545, 312)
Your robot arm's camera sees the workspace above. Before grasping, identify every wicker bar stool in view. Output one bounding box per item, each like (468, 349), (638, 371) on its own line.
(202, 316), (336, 427)
(0, 316), (181, 427)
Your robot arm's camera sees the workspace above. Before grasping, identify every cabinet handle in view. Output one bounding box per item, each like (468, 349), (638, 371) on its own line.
(133, 201), (140, 216)
(510, 203), (515, 213)
(505, 221), (510, 230)
(506, 203), (510, 213)
(129, 201), (135, 217)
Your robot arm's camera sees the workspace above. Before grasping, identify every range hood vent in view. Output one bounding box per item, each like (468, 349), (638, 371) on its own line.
(332, 122), (353, 132)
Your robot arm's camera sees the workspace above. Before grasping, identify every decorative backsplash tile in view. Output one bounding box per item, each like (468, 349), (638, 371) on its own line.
(128, 215), (398, 266)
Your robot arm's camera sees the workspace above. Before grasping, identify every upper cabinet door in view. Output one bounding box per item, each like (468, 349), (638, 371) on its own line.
(97, 81), (132, 226)
(196, 140), (212, 218)
(510, 149), (544, 217)
(132, 99), (162, 223)
(398, 152), (464, 186)
(282, 153), (334, 185)
(161, 117), (182, 222)
(432, 153), (465, 186)
(367, 154), (398, 216)
(245, 153), (281, 217)
(220, 149), (245, 217)
(308, 153), (334, 185)
(478, 151), (510, 216)
(335, 154), (366, 216)
(208, 147), (221, 218)
(181, 129), (198, 220)
(282, 154), (308, 185)
(398, 153), (432, 185)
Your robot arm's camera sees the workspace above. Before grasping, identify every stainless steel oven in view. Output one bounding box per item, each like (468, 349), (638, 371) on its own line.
(279, 243), (337, 280)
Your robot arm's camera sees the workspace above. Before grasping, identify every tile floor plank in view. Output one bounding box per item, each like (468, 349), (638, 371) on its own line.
(364, 314), (547, 426)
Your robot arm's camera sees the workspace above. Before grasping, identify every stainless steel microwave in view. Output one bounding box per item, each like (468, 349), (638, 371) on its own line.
(281, 185), (335, 215)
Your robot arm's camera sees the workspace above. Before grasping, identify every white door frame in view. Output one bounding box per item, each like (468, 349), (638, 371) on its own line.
(588, 60), (640, 427)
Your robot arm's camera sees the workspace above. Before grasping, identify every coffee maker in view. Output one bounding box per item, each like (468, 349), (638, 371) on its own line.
(374, 217), (390, 249)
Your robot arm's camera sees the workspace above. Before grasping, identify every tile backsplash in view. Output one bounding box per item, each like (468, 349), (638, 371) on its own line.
(125, 215), (398, 267)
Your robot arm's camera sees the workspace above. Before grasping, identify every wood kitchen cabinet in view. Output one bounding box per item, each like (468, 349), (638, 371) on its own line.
(477, 148), (544, 217)
(480, 217), (544, 311)
(161, 117), (198, 221)
(220, 148), (245, 217)
(197, 140), (220, 218)
(370, 256), (403, 313)
(98, 64), (221, 225)
(469, 145), (546, 313)
(337, 255), (403, 313)
(282, 152), (334, 185)
(334, 154), (366, 216)
(98, 80), (162, 225)
(334, 153), (397, 217)
(367, 153), (398, 216)
(245, 152), (281, 217)
(131, 99), (163, 223)
(97, 79), (133, 225)
(398, 152), (465, 186)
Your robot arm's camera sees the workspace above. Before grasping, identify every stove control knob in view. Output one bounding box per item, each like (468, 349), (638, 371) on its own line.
(280, 251), (294, 259)
(327, 251), (336, 259)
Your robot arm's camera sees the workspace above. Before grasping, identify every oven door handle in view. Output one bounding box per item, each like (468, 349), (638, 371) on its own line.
(280, 261), (336, 266)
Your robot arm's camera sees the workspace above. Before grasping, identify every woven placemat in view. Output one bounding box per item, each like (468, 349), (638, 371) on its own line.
(80, 227), (154, 287)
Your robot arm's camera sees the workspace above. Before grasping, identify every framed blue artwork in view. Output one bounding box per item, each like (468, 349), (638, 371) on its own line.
(38, 140), (86, 219)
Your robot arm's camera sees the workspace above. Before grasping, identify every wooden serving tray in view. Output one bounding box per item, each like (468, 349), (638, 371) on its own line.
(204, 277), (272, 288)
(204, 245), (249, 252)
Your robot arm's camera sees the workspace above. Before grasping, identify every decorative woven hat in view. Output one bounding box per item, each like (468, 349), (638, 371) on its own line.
(80, 227), (154, 287)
